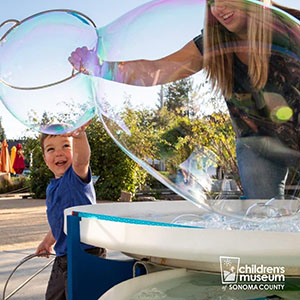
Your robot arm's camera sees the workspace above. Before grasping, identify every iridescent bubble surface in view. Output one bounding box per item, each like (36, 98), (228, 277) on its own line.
(1, 0), (300, 223)
(92, 0), (300, 221)
(0, 10), (98, 134)
(98, 0), (204, 61)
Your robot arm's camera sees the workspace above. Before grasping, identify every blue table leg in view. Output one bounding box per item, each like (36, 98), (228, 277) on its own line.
(67, 214), (145, 300)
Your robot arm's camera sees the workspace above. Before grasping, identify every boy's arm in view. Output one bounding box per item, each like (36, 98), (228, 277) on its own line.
(70, 125), (91, 182)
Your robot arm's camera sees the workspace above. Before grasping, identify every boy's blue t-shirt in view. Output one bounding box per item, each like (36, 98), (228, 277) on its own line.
(46, 165), (96, 256)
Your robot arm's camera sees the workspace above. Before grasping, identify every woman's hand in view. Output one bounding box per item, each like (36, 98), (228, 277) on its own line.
(68, 46), (101, 76)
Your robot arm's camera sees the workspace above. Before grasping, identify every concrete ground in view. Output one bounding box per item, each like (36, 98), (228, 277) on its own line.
(0, 248), (51, 300)
(0, 195), (127, 300)
(0, 195), (50, 299)
(0, 196), (49, 252)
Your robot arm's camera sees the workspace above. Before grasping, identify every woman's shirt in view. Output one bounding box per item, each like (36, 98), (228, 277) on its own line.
(193, 28), (300, 151)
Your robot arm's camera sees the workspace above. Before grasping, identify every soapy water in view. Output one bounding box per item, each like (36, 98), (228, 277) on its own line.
(1, 1), (300, 221)
(171, 196), (300, 232)
(172, 210), (300, 232)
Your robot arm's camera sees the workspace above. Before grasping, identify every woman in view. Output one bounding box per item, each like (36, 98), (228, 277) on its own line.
(198, 0), (300, 199)
(69, 0), (300, 199)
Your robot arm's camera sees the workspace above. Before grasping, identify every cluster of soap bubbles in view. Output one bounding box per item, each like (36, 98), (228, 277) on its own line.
(1, 0), (300, 221)
(172, 197), (300, 232)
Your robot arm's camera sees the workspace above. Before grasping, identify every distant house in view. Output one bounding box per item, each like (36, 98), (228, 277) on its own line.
(6, 139), (24, 150)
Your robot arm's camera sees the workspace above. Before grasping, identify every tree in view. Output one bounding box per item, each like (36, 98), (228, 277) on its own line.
(23, 112), (149, 200)
(155, 113), (191, 172)
(162, 78), (195, 117)
(191, 113), (239, 179)
(86, 117), (147, 200)
(23, 136), (53, 199)
(155, 76), (240, 188)
(0, 117), (6, 141)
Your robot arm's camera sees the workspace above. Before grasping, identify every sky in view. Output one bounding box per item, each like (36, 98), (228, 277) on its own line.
(0, 0), (152, 139)
(0, 0), (299, 139)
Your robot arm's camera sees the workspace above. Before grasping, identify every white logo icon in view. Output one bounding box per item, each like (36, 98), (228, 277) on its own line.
(219, 256), (240, 284)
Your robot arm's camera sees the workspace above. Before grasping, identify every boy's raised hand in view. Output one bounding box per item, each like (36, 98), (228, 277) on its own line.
(60, 120), (92, 138)
(62, 120), (92, 181)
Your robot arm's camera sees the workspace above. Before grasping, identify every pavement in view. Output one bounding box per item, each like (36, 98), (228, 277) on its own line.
(0, 248), (51, 300)
(0, 195), (128, 300)
(0, 195), (49, 299)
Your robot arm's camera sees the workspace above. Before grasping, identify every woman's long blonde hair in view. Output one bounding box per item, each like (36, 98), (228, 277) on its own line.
(203, 0), (298, 98)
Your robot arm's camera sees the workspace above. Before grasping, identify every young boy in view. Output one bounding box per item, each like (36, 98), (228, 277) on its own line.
(36, 124), (105, 300)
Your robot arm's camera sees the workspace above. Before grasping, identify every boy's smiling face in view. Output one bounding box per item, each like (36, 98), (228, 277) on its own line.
(43, 136), (73, 178)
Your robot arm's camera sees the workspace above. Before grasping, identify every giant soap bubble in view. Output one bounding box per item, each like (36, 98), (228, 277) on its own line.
(2, 0), (300, 224)
(0, 10), (98, 134)
(86, 0), (300, 223)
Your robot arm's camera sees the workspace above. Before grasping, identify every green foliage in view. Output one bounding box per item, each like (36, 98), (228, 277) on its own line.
(86, 118), (147, 200)
(0, 175), (30, 194)
(21, 76), (240, 199)
(163, 78), (195, 117)
(22, 117), (147, 200)
(120, 104), (159, 160)
(191, 113), (238, 176)
(23, 136), (53, 199)
(155, 115), (192, 174)
(156, 79), (240, 187)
